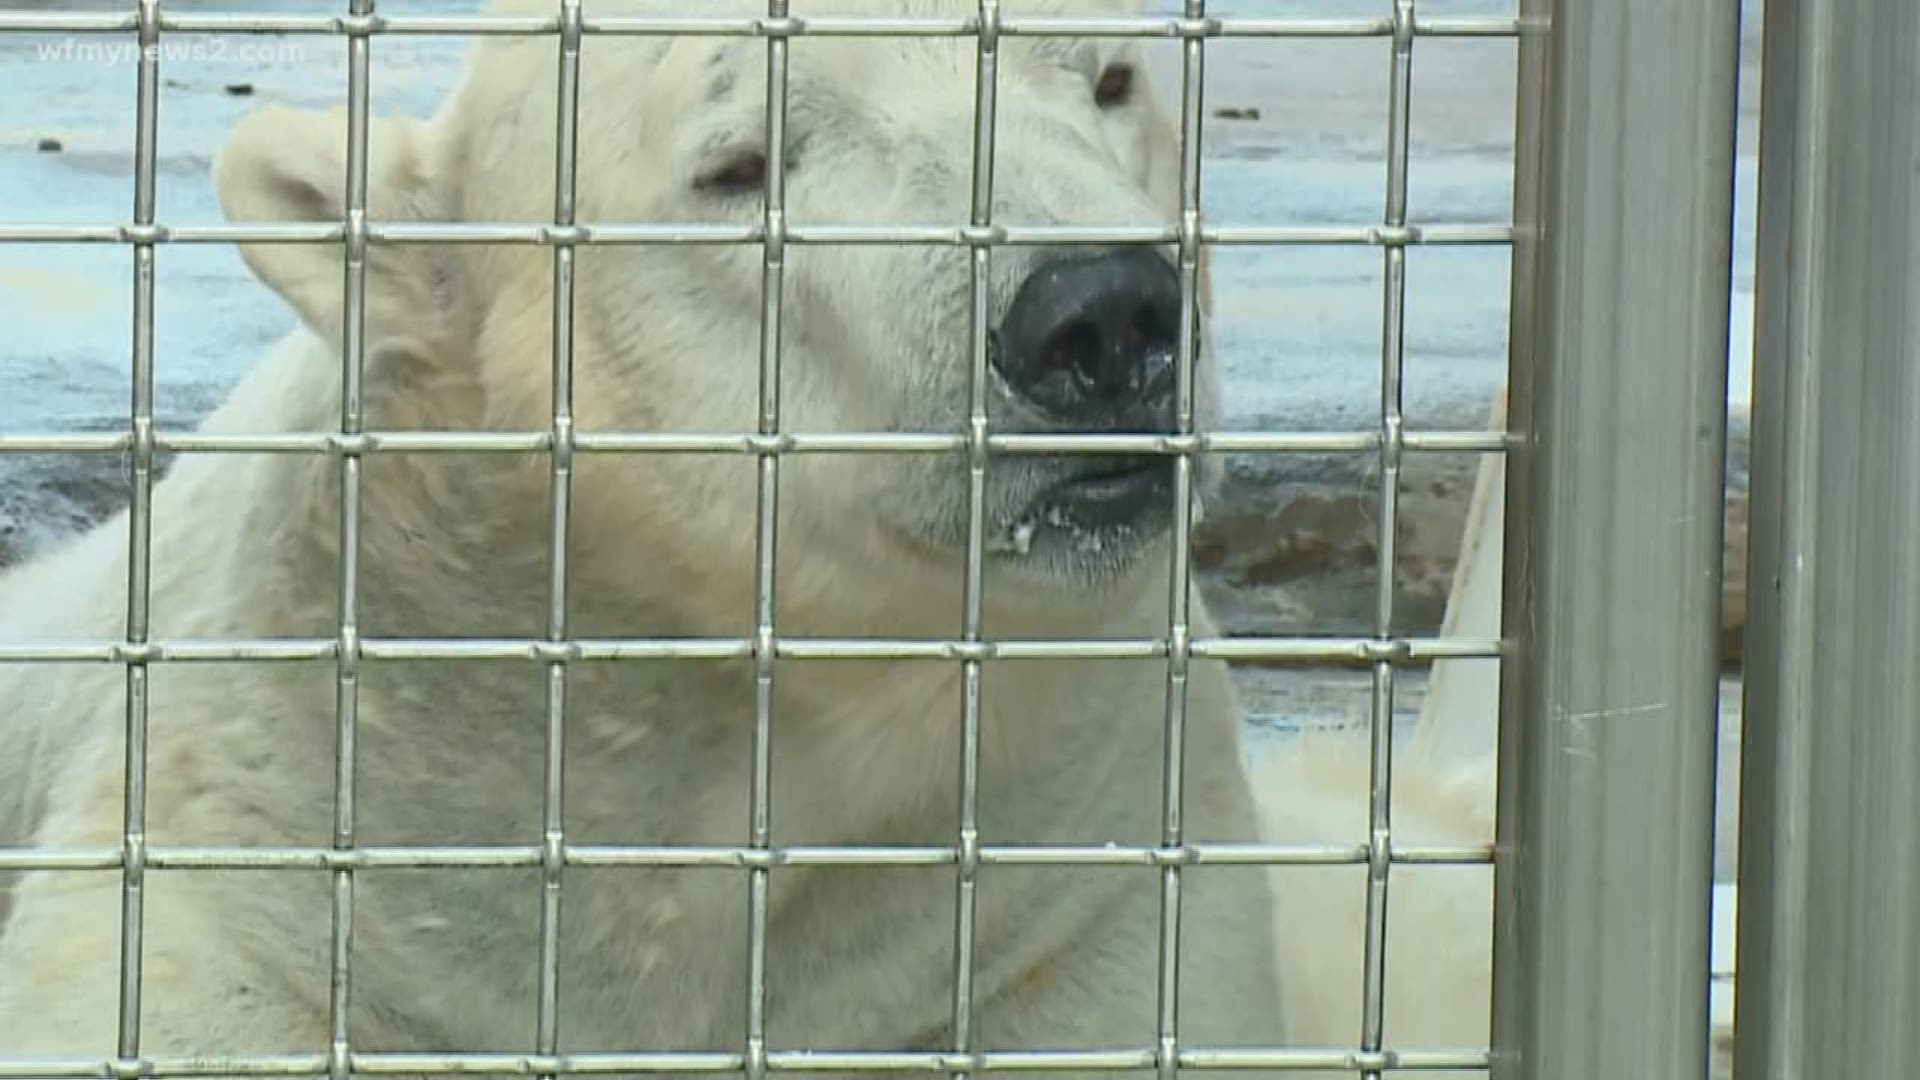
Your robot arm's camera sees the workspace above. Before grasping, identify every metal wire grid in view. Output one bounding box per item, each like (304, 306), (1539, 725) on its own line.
(0, 10), (1516, 37)
(0, 1048), (1496, 1079)
(0, 1), (1517, 1076)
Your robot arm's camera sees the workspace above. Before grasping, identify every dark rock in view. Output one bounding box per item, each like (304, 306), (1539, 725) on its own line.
(1720, 491), (1748, 670)
(35, 137), (62, 153)
(1213, 106), (1262, 121)
(224, 83), (256, 96)
(1196, 444), (1752, 672)
(1193, 447), (1480, 649)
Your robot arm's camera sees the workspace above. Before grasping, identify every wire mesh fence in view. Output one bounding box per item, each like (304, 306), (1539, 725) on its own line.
(4, 1), (1515, 1075)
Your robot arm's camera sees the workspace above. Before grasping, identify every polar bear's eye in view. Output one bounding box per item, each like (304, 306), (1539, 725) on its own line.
(1094, 62), (1136, 109)
(695, 151), (769, 198)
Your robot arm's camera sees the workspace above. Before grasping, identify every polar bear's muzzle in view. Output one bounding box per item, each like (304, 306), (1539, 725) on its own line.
(977, 248), (1190, 573)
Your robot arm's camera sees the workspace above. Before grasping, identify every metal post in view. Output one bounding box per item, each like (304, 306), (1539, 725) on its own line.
(1734, 0), (1920, 1074)
(328, 5), (376, 1080)
(117, 0), (163, 1066)
(536, 0), (586, 1071)
(744, 7), (792, 1080)
(950, 3), (999, 1076)
(1491, 0), (1742, 1077)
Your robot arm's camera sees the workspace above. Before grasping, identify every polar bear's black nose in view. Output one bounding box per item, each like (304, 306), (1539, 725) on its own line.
(996, 249), (1181, 427)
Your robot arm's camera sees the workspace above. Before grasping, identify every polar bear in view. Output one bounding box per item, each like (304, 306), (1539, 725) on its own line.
(0, 0), (1291, 1072)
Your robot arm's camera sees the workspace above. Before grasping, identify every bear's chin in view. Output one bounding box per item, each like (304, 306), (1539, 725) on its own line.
(988, 518), (1171, 588)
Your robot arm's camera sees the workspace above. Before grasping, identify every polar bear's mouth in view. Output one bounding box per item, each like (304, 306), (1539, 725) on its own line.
(988, 455), (1174, 561)
(1041, 454), (1172, 510)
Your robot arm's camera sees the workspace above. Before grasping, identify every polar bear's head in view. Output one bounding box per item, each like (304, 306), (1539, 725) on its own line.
(216, 0), (1218, 632)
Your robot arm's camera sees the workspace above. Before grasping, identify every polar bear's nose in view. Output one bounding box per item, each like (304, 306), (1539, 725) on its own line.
(995, 248), (1181, 427)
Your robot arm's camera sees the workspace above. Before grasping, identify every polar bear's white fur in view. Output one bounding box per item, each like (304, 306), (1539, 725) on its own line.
(0, 0), (1294, 1070)
(1249, 733), (1495, 1080)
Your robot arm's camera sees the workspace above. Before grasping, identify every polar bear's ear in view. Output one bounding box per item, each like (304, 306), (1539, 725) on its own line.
(215, 103), (453, 355)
